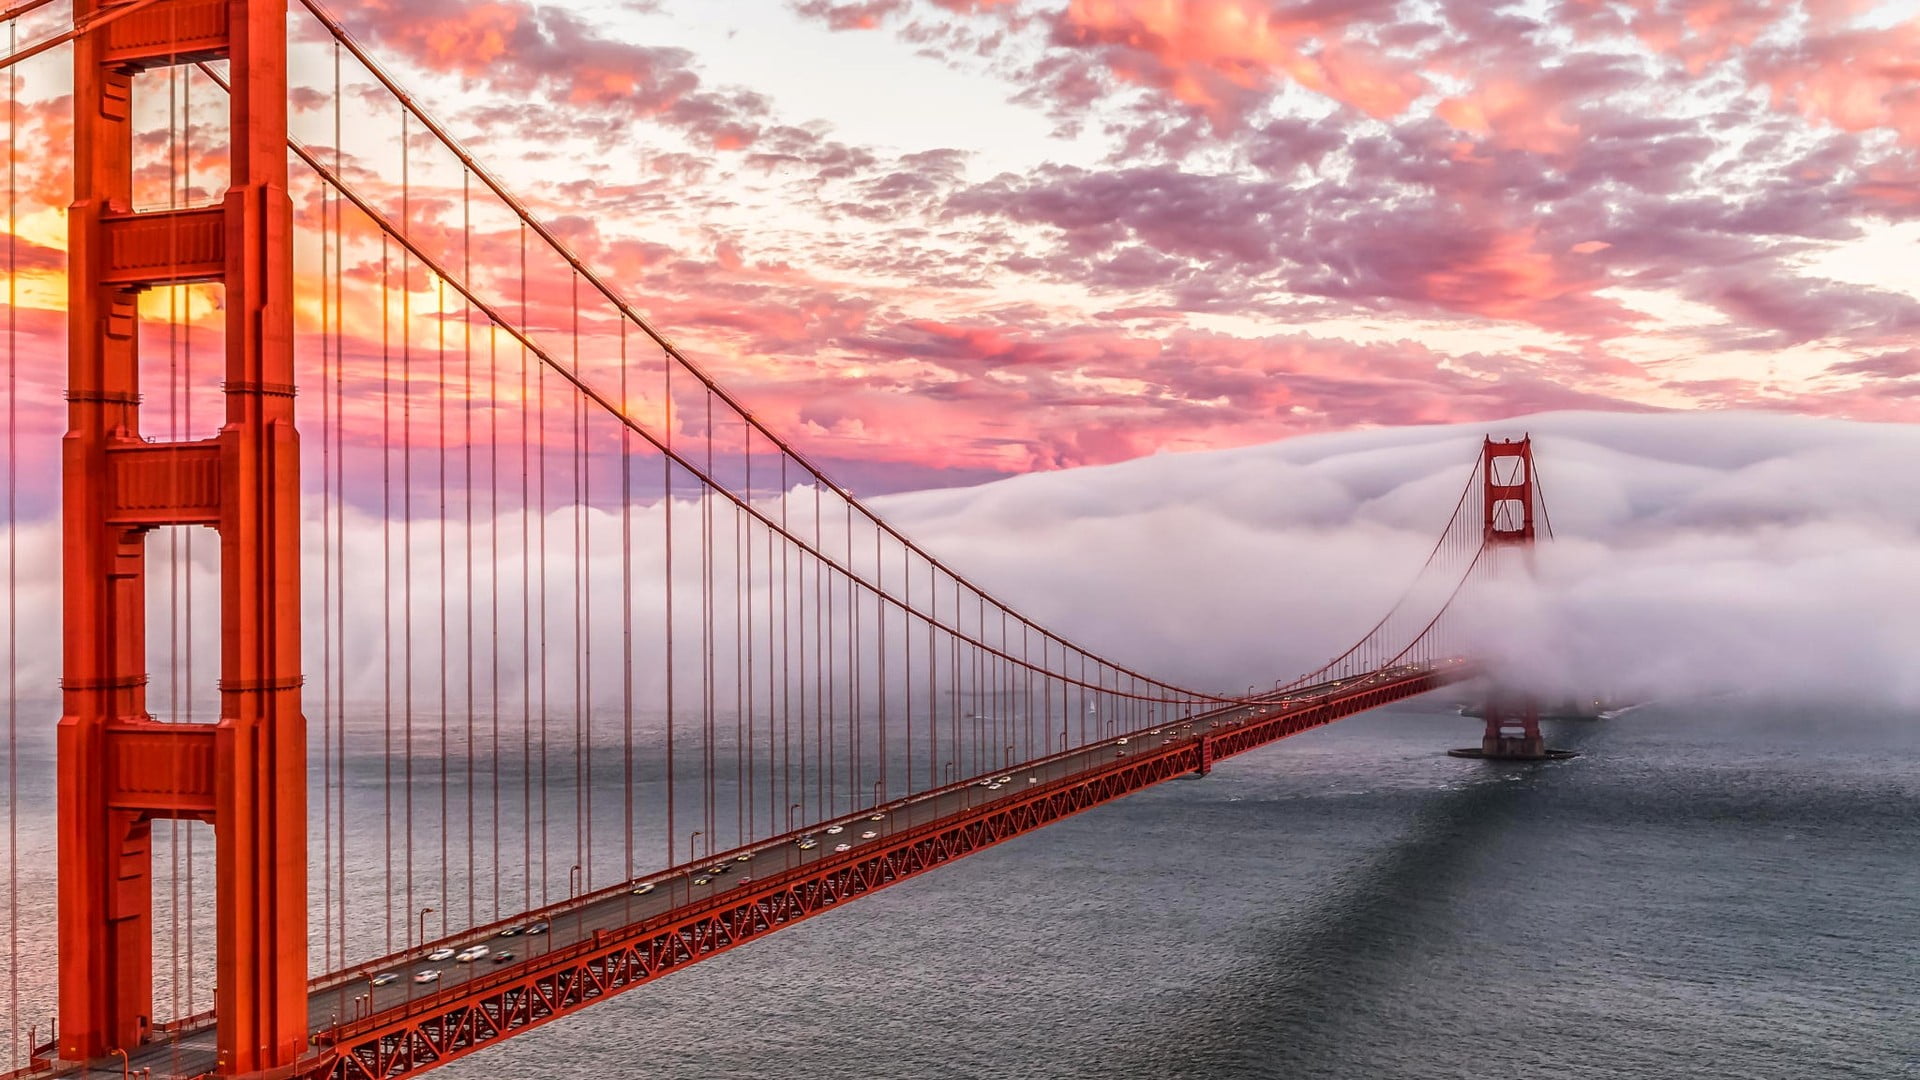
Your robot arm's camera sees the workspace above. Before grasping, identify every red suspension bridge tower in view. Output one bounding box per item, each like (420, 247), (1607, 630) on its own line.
(1454, 435), (1565, 761)
(59, 0), (305, 1074)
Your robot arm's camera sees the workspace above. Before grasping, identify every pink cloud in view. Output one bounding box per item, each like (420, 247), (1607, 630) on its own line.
(1049, 0), (1423, 127)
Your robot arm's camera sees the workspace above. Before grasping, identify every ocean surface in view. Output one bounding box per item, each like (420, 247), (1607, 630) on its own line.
(434, 700), (1919, 1080)
(4, 698), (1916, 1078)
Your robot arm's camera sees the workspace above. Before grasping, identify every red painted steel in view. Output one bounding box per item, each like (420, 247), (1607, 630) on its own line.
(1482, 436), (1535, 546)
(1478, 436), (1540, 753)
(58, 1), (306, 1074)
(295, 664), (1472, 1080)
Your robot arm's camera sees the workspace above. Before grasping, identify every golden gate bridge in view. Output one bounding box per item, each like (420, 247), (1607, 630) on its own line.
(0, 2), (1560, 1076)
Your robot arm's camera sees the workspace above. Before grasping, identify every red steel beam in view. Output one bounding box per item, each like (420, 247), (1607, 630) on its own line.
(295, 663), (1473, 1080)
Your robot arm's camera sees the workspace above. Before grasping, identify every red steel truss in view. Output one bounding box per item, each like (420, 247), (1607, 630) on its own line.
(301, 663), (1471, 1080)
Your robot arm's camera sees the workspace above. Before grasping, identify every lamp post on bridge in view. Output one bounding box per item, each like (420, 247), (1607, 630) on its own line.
(417, 906), (435, 951)
(110, 1047), (128, 1080)
(788, 802), (803, 832)
(943, 760), (955, 785)
(685, 830), (704, 906)
(568, 863), (586, 944)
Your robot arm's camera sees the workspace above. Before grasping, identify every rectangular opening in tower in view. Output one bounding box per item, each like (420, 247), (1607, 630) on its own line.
(149, 817), (218, 1026)
(129, 66), (230, 214)
(136, 283), (227, 443)
(143, 525), (221, 724)
(1489, 454), (1527, 487)
(1491, 498), (1527, 534)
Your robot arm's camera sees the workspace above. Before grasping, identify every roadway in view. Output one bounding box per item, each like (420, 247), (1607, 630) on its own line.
(83, 668), (1442, 1080)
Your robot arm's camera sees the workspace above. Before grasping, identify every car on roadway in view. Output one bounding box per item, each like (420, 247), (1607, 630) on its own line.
(693, 875), (713, 886)
(706, 864), (731, 875)
(861, 830), (878, 839)
(492, 951), (514, 964)
(426, 947), (456, 962)
(497, 925), (522, 938)
(371, 972), (399, 987)
(833, 843), (851, 853)
(1116, 738), (1129, 745)
(630, 881), (656, 896)
(455, 945), (490, 963)
(734, 852), (753, 862)
(524, 921), (550, 935)
(412, 970), (440, 985)
(987, 783), (1003, 791)
(797, 837), (819, 850)
(994, 776), (1011, 784)
(825, 825), (844, 835)
(868, 813), (885, 821)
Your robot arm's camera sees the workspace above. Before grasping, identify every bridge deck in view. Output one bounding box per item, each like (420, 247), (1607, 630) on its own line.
(25, 661), (1470, 1080)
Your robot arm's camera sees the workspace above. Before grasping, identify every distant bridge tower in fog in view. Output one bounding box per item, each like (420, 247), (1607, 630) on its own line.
(1451, 435), (1571, 762)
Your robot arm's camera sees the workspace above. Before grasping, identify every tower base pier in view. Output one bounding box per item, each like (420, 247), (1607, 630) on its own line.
(1446, 741), (1578, 761)
(1449, 691), (1576, 760)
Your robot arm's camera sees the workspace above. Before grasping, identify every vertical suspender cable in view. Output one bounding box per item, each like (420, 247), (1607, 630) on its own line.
(537, 227), (551, 907)
(518, 222), (532, 914)
(876, 527), (885, 802)
(814, 481), (824, 815)
(486, 178), (502, 925)
(401, 111), (417, 943)
(181, 60), (199, 1016)
(463, 171), (476, 930)
(738, 432), (748, 845)
(664, 349), (675, 871)
(436, 207), (449, 938)
(164, 60), (184, 1026)
(703, 396), (714, 854)
(332, 40), (348, 964)
(4, 14), (17, 1066)
(620, 322), (633, 884)
(316, 53), (334, 972)
(573, 275), (588, 892)
(775, 453), (783, 834)
(382, 229), (395, 953)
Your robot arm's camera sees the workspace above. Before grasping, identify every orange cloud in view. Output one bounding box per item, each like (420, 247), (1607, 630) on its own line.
(1435, 80), (1581, 157)
(1057, 0), (1422, 125)
(1756, 21), (1920, 145)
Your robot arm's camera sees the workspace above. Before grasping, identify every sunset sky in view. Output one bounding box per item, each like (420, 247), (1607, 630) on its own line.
(5, 0), (1920, 494)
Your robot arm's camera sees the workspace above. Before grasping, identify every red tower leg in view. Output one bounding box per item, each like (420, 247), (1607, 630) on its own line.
(59, 2), (305, 1073)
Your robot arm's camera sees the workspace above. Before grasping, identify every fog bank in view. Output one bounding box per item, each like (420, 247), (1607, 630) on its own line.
(3, 410), (1917, 710)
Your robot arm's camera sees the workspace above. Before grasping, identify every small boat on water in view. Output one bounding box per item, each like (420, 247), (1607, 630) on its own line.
(1455, 697), (1639, 721)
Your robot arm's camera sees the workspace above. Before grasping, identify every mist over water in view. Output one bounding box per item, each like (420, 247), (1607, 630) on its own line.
(4, 411), (1920, 1072)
